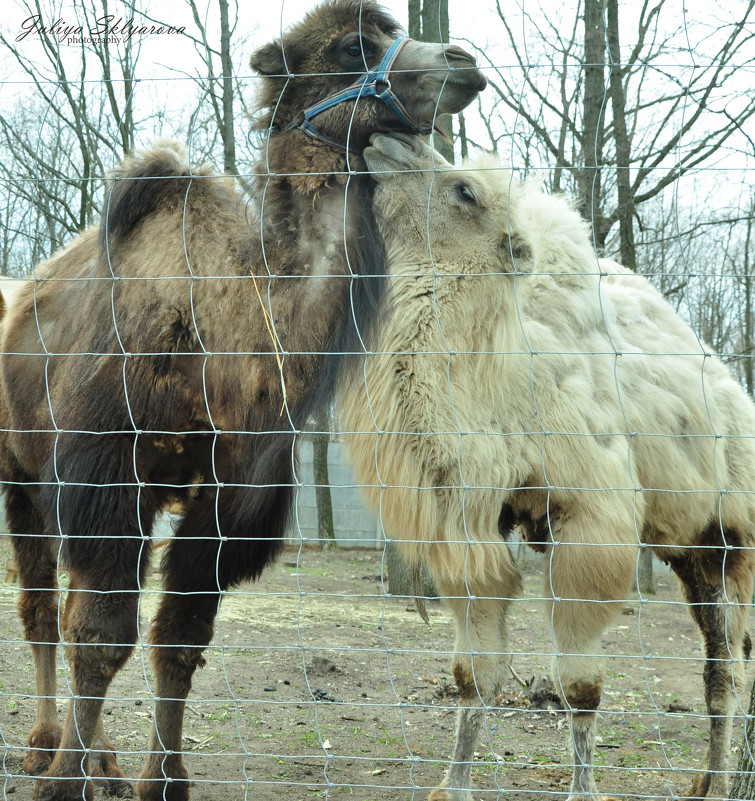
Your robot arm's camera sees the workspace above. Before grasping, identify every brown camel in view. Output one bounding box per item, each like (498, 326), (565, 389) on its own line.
(0, 3), (486, 799)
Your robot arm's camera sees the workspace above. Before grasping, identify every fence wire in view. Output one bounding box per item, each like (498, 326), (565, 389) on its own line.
(1, 2), (754, 800)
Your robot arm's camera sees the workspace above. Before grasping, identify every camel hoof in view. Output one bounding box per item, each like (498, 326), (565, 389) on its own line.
(91, 750), (133, 797)
(33, 776), (94, 801)
(23, 749), (54, 776)
(136, 776), (191, 801)
(96, 775), (134, 798)
(105, 785), (134, 799)
(136, 785), (190, 801)
(23, 728), (62, 776)
(683, 770), (712, 799)
(137, 752), (191, 800)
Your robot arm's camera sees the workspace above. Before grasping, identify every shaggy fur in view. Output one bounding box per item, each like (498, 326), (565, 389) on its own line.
(339, 133), (755, 801)
(0, 5), (485, 800)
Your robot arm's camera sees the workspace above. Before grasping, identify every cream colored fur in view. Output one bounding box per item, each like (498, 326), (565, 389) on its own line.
(338, 134), (755, 800)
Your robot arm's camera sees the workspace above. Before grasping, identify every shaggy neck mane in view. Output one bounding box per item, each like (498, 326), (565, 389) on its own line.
(250, 131), (384, 423)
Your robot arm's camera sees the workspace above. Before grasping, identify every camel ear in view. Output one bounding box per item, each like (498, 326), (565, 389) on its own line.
(250, 39), (300, 75)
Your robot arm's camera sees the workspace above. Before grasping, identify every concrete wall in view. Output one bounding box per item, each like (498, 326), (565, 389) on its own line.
(288, 439), (383, 548)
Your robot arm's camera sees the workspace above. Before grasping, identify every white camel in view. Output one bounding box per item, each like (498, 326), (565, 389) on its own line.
(338, 133), (755, 801)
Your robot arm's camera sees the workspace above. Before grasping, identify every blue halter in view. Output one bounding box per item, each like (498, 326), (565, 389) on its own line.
(293, 37), (428, 149)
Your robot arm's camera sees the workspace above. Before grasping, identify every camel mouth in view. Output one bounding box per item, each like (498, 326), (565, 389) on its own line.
(442, 59), (488, 94)
(364, 133), (432, 174)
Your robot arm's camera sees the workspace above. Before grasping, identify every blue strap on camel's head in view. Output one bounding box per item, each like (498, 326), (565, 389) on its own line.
(292, 37), (429, 149)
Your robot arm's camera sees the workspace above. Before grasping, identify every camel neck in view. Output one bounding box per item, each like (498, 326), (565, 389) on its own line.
(256, 130), (365, 194)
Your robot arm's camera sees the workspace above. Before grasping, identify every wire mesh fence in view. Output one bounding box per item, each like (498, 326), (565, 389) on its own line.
(1, 537), (742, 800)
(1, 1), (754, 800)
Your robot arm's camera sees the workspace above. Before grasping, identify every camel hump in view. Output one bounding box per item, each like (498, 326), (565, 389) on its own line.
(100, 139), (194, 249)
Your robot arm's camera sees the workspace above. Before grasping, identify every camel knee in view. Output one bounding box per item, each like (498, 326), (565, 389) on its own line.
(451, 654), (502, 705)
(19, 591), (60, 644)
(62, 595), (138, 692)
(452, 659), (481, 702)
(445, 595), (510, 705)
(149, 600), (215, 695)
(152, 643), (208, 696)
(561, 681), (602, 715)
(552, 654), (603, 713)
(65, 641), (134, 694)
(702, 661), (738, 718)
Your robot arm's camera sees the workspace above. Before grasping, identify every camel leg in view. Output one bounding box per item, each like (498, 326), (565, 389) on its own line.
(137, 504), (230, 801)
(7, 486), (62, 776)
(668, 538), (754, 800)
(137, 450), (293, 800)
(427, 560), (522, 801)
(545, 531), (636, 801)
(89, 717), (131, 797)
(33, 569), (140, 801)
(137, 588), (217, 801)
(30, 431), (154, 801)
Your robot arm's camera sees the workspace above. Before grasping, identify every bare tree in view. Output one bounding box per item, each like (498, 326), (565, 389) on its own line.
(471, 0), (755, 257)
(0, 99), (84, 264)
(0, 173), (24, 276)
(606, 0), (635, 269)
(581, 0), (606, 234)
(142, 0), (255, 190)
(0, 0), (144, 265)
(408, 0), (454, 162)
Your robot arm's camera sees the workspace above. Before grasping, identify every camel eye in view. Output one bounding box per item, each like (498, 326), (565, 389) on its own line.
(455, 183), (477, 206)
(342, 36), (374, 61)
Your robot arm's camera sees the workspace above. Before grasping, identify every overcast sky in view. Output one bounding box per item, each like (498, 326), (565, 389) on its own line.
(1, 0), (752, 183)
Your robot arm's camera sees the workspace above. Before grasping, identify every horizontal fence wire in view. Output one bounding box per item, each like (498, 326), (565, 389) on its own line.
(0, 2), (754, 800)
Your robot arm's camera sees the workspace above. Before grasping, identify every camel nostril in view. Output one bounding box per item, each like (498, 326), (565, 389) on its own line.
(443, 45), (478, 66)
(441, 45), (486, 90)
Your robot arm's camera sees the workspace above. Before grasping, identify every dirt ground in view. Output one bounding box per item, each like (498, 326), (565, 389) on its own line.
(0, 541), (752, 801)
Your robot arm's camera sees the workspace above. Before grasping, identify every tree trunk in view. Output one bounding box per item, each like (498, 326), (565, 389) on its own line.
(218, 0), (237, 176)
(606, 0), (636, 270)
(311, 423), (335, 547)
(732, 684), (755, 799)
(407, 0), (454, 162)
(458, 112), (469, 160)
(743, 198), (754, 397)
(580, 0), (606, 244)
(407, 0), (421, 38)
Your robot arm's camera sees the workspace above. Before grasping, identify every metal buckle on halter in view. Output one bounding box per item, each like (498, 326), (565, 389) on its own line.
(292, 37), (427, 149)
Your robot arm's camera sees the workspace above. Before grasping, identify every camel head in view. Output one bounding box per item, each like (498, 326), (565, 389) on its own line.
(250, 0), (486, 151)
(364, 133), (532, 274)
